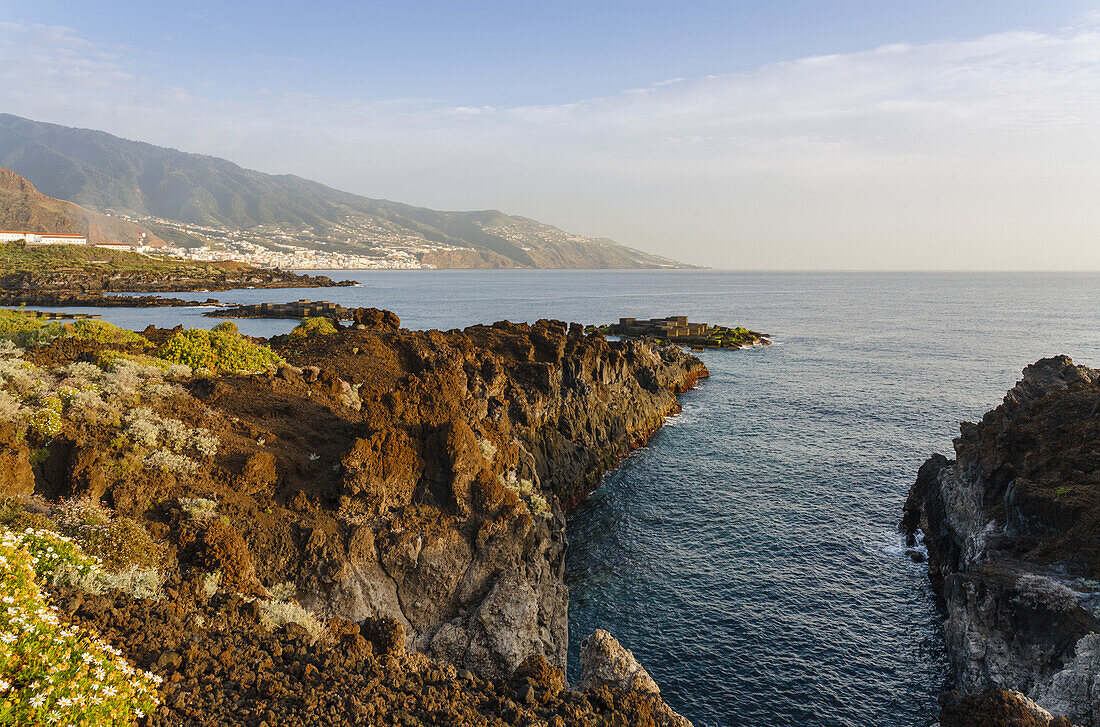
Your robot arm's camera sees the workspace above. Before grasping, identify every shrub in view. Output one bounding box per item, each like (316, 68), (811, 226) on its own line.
(95, 352), (192, 379)
(1, 318), (150, 350)
(179, 498), (218, 521)
(120, 408), (217, 465)
(257, 598), (323, 643)
(478, 438), (497, 462)
(0, 310), (45, 338)
(268, 581), (297, 601)
(498, 470), (552, 519)
(53, 500), (164, 573)
(288, 317), (338, 341)
(3, 528), (100, 582)
(0, 501), (54, 533)
(143, 449), (197, 475)
(0, 533), (161, 725)
(201, 571), (221, 598)
(55, 564), (163, 601)
(211, 321), (239, 335)
(156, 328), (282, 373)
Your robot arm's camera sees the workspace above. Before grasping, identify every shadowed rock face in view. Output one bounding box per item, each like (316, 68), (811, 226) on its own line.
(904, 356), (1100, 726)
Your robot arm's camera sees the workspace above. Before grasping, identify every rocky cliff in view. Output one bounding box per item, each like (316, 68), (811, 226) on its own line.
(903, 356), (1100, 726)
(3, 310), (703, 724)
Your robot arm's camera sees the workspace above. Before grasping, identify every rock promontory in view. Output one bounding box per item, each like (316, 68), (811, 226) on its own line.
(0, 309), (703, 725)
(903, 356), (1100, 726)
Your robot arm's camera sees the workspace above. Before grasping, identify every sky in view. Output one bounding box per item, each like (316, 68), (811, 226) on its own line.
(2, 1), (1100, 269)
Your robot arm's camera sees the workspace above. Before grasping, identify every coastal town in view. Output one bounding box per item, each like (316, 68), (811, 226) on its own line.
(100, 210), (470, 269)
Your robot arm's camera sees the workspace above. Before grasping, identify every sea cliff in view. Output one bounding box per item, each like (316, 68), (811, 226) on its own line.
(0, 309), (703, 725)
(903, 356), (1100, 726)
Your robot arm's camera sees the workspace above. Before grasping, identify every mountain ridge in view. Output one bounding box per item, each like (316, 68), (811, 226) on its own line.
(0, 114), (696, 269)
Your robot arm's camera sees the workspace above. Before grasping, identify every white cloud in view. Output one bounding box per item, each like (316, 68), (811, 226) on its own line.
(2, 19), (1100, 268)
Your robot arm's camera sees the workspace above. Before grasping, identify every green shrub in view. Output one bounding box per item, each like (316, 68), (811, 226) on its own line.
(289, 317), (338, 341)
(211, 321), (239, 335)
(0, 532), (161, 725)
(94, 351), (190, 377)
(0, 310), (44, 337)
(155, 328), (282, 373)
(0, 501), (54, 533)
(0, 318), (150, 350)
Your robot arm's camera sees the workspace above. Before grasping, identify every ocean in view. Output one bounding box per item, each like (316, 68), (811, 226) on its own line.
(31, 270), (1100, 726)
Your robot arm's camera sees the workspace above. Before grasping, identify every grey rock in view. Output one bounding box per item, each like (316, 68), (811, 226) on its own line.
(579, 629), (693, 727)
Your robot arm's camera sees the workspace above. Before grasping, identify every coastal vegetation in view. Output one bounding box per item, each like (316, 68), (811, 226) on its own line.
(289, 317), (339, 340)
(0, 528), (162, 726)
(0, 243), (205, 275)
(156, 325), (282, 374)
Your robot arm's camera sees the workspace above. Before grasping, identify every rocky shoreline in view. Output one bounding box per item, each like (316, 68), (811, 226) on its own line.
(0, 266), (356, 309)
(903, 356), (1100, 727)
(0, 266), (352, 294)
(0, 308), (705, 725)
(0, 291), (224, 308)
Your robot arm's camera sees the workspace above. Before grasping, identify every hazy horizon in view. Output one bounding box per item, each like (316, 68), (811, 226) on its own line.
(3, 1), (1100, 270)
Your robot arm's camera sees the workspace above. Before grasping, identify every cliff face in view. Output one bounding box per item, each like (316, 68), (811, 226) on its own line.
(903, 357), (1100, 726)
(244, 318), (706, 682)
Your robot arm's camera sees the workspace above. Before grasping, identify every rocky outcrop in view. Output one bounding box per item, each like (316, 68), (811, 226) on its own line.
(0, 422), (34, 498)
(579, 629), (692, 727)
(904, 356), (1100, 725)
(939, 689), (1074, 727)
(263, 318), (707, 681)
(46, 580), (695, 727)
(20, 313), (705, 695)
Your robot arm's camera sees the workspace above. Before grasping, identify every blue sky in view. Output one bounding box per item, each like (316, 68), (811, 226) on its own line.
(20, 0), (1095, 104)
(3, 2), (1100, 268)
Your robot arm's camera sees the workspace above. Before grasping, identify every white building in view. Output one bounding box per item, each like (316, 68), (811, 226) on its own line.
(93, 241), (133, 251)
(0, 231), (88, 245)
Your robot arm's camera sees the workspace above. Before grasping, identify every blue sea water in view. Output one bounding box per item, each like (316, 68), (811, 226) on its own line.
(31, 271), (1100, 726)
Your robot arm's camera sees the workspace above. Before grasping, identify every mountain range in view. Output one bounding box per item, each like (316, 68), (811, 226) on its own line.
(0, 114), (692, 269)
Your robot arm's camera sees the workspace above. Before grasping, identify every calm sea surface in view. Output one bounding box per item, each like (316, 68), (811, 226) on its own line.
(29, 271), (1100, 726)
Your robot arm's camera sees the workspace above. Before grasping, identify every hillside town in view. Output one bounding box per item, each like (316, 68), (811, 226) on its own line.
(102, 210), (463, 269)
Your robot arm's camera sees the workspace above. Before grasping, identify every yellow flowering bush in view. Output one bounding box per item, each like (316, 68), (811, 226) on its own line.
(0, 532), (161, 726)
(289, 317), (338, 341)
(156, 327), (282, 373)
(0, 310), (44, 338)
(3, 529), (99, 582)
